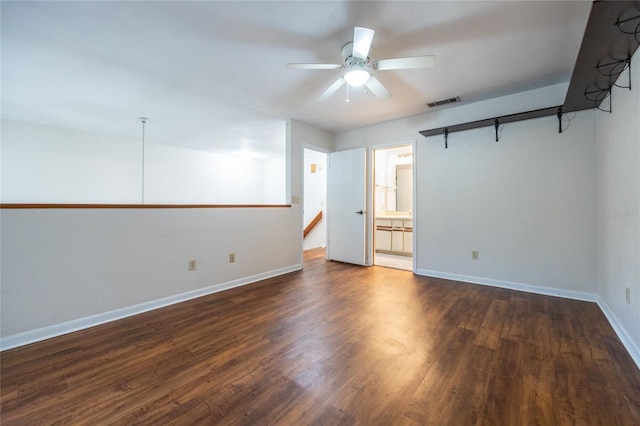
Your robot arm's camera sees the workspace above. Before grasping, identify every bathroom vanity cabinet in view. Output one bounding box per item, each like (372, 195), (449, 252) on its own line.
(375, 216), (412, 256)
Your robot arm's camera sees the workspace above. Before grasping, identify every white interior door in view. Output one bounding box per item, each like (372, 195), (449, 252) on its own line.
(328, 148), (367, 265)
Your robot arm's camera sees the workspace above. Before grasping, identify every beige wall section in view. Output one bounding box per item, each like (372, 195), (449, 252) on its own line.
(1, 207), (300, 339)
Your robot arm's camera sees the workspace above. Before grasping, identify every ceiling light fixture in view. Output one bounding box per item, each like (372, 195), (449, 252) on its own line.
(344, 67), (370, 87)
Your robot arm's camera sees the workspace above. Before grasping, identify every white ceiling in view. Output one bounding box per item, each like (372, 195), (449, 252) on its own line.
(1, 1), (592, 159)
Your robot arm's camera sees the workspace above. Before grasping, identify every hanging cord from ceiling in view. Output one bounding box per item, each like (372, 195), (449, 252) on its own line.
(138, 117), (149, 204)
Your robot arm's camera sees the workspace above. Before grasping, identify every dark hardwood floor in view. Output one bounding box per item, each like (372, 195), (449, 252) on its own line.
(2, 248), (640, 424)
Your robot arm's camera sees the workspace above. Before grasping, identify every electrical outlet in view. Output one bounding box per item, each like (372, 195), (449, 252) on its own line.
(188, 260), (197, 271)
(229, 253), (235, 263)
(471, 250), (479, 260)
(626, 287), (631, 304)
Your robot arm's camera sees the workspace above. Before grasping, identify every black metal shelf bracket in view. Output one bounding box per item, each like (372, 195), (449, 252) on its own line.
(557, 107), (563, 134)
(494, 119), (500, 142)
(596, 58), (632, 90)
(443, 128), (449, 149)
(614, 14), (640, 44)
(584, 87), (612, 113)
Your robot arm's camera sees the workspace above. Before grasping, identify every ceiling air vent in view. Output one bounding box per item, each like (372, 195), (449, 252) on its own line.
(426, 96), (460, 108)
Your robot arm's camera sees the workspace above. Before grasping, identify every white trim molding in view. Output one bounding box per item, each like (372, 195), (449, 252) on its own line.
(595, 296), (640, 369)
(416, 268), (597, 301)
(0, 264), (302, 351)
(416, 268), (640, 370)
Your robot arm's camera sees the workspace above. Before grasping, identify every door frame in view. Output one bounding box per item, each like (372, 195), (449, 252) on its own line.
(301, 143), (331, 261)
(369, 139), (417, 272)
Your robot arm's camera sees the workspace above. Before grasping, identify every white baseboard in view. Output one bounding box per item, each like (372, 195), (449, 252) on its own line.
(0, 264), (302, 351)
(415, 268), (597, 301)
(415, 268), (640, 370)
(595, 296), (640, 369)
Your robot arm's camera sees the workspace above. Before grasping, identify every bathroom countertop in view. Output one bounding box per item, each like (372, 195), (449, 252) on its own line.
(375, 214), (413, 221)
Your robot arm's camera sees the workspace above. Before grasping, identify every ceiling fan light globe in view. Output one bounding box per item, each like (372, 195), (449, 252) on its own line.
(344, 69), (370, 87)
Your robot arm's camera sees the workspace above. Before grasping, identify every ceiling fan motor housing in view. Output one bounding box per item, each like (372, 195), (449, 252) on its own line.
(341, 42), (369, 68)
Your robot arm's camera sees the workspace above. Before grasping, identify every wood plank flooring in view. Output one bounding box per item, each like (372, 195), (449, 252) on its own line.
(2, 248), (640, 424)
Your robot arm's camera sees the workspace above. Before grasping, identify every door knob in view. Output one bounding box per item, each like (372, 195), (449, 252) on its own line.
(355, 210), (364, 215)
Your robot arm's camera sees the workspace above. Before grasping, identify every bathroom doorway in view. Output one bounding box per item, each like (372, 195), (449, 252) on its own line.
(373, 144), (414, 271)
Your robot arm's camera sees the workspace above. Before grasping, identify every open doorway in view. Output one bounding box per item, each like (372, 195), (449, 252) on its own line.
(373, 144), (414, 271)
(303, 148), (328, 259)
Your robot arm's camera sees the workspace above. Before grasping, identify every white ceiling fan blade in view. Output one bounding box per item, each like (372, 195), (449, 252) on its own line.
(364, 75), (390, 100)
(286, 63), (342, 70)
(352, 27), (375, 59)
(374, 55), (435, 71)
(317, 77), (346, 101)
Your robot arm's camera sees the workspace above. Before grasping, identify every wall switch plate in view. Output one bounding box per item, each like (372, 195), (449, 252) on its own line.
(291, 195), (300, 204)
(626, 287), (631, 304)
(229, 253), (235, 263)
(471, 250), (479, 260)
(188, 260), (197, 271)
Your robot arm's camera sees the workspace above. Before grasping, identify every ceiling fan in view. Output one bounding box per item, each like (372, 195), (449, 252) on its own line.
(286, 26), (435, 101)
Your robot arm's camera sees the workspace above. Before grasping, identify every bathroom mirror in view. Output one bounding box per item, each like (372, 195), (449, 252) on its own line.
(395, 164), (413, 212)
(373, 144), (413, 215)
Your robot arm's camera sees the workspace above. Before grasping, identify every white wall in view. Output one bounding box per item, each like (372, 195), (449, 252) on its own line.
(144, 144), (265, 204)
(1, 120), (142, 203)
(0, 118), (327, 348)
(417, 110), (597, 293)
(288, 119), (333, 250)
(303, 148), (327, 250)
(374, 149), (396, 213)
(596, 50), (640, 359)
(262, 157), (287, 203)
(1, 119), (286, 204)
(334, 83), (597, 294)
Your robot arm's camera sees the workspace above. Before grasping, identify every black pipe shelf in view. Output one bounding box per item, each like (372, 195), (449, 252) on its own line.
(419, 105), (563, 141)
